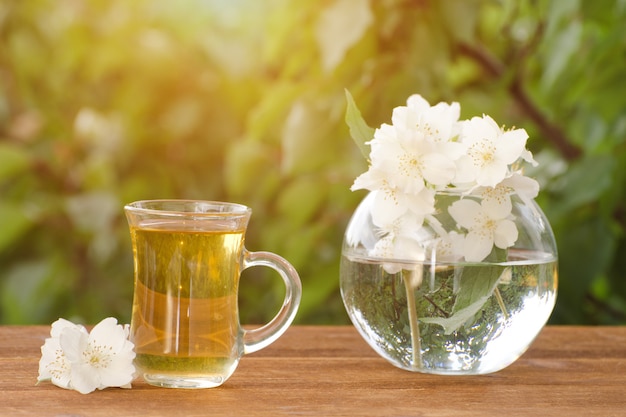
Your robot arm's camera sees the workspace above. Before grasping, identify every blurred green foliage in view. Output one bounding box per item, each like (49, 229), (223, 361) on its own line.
(1, 0), (625, 325)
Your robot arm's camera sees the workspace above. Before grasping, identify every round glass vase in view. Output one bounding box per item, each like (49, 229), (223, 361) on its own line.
(340, 190), (558, 375)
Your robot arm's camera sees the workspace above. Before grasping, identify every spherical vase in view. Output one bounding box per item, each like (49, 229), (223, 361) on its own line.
(340, 190), (558, 375)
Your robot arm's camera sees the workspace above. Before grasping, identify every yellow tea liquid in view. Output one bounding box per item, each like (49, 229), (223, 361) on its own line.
(129, 220), (244, 386)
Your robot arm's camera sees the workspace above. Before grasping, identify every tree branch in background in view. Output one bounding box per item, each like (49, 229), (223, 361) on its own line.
(458, 42), (583, 161)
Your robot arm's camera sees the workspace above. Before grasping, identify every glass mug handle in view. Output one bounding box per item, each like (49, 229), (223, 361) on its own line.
(241, 249), (302, 354)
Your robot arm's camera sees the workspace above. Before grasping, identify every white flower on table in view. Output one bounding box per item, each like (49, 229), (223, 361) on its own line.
(448, 197), (518, 263)
(38, 317), (136, 394)
(37, 318), (77, 390)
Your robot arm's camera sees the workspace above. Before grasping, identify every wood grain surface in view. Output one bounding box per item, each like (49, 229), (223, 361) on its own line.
(0, 325), (624, 416)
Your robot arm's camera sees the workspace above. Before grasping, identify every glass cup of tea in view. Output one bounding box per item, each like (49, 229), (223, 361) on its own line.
(124, 200), (302, 388)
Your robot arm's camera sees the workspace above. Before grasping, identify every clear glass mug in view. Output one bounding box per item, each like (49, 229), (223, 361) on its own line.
(125, 200), (302, 388)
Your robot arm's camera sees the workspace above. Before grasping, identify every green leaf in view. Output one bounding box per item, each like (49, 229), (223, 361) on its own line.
(421, 266), (505, 334)
(420, 295), (490, 335)
(344, 89), (374, 160)
(452, 265), (504, 312)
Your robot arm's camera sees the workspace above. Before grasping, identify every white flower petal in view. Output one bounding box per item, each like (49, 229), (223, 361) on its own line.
(59, 326), (88, 364)
(494, 219), (518, 249)
(38, 336), (60, 379)
(371, 190), (407, 226)
(495, 128), (528, 164)
(351, 166), (386, 192)
(371, 123), (396, 145)
(370, 234), (395, 258)
(504, 173), (540, 199)
(390, 105), (414, 130)
(439, 140), (465, 161)
(97, 358), (135, 388)
(403, 188), (435, 217)
(392, 235), (426, 262)
(463, 230), (494, 262)
(422, 153), (456, 185)
(481, 187), (513, 219)
(89, 317), (126, 352)
(463, 115), (498, 142)
(521, 148), (538, 166)
(391, 95), (430, 128)
(452, 155), (477, 185)
(38, 338), (72, 389)
(431, 231), (465, 262)
(370, 232), (425, 273)
(405, 94), (432, 113)
(475, 160), (508, 187)
(50, 372), (73, 390)
(429, 101), (461, 135)
(50, 318), (86, 338)
(448, 199), (482, 230)
(70, 363), (101, 394)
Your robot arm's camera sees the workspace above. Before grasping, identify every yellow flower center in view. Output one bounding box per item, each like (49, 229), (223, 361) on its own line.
(468, 140), (496, 168)
(482, 184), (511, 205)
(83, 342), (114, 369)
(399, 152), (423, 179)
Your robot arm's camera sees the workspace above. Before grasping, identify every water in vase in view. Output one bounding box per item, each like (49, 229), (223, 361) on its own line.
(340, 248), (557, 374)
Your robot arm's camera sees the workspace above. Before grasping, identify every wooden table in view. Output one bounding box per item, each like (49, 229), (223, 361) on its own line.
(1, 325), (625, 416)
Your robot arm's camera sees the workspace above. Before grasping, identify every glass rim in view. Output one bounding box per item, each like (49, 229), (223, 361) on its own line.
(124, 199), (251, 217)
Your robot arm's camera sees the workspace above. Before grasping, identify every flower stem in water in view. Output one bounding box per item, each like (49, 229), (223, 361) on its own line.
(403, 269), (422, 369)
(494, 287), (509, 320)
